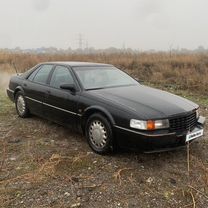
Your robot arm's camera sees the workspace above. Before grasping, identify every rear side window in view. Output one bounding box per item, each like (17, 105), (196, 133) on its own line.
(33, 65), (53, 85)
(50, 66), (74, 89)
(28, 66), (41, 81)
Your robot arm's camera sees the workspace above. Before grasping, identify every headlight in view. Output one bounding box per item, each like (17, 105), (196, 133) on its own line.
(130, 119), (169, 130)
(130, 119), (147, 130)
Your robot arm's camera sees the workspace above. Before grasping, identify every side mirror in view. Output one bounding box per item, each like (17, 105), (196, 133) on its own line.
(60, 84), (76, 92)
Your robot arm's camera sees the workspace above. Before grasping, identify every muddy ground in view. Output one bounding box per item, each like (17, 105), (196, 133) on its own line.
(0, 87), (208, 208)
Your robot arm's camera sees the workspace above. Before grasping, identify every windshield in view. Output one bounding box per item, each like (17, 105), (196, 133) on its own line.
(74, 66), (139, 90)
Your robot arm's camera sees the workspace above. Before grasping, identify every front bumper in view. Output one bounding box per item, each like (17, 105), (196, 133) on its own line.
(7, 88), (15, 102)
(114, 116), (205, 152)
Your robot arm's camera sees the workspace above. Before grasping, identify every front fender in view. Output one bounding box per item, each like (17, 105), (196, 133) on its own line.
(82, 105), (115, 125)
(14, 86), (25, 98)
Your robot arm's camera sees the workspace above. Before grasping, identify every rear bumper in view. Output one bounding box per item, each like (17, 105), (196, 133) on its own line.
(7, 88), (15, 102)
(114, 116), (205, 152)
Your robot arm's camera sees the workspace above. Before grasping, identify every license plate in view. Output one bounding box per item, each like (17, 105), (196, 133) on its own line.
(186, 129), (204, 142)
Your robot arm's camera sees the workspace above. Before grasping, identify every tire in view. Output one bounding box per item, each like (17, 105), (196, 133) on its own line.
(15, 92), (30, 118)
(85, 113), (113, 154)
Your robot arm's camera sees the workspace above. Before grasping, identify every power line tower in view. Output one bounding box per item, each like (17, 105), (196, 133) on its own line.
(78, 33), (84, 49)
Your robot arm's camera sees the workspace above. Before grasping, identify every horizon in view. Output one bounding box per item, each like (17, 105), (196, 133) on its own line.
(1, 45), (208, 54)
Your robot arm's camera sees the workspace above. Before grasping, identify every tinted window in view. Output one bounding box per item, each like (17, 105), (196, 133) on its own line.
(33, 65), (53, 84)
(50, 66), (74, 89)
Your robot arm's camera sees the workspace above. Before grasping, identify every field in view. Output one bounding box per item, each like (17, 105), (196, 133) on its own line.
(0, 52), (208, 207)
(0, 52), (208, 94)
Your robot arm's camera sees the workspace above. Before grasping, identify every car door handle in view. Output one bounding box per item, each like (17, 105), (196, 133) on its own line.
(23, 83), (27, 87)
(46, 90), (51, 94)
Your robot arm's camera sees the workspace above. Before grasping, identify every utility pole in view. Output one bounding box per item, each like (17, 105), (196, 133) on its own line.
(169, 43), (173, 58)
(85, 40), (89, 49)
(122, 41), (126, 51)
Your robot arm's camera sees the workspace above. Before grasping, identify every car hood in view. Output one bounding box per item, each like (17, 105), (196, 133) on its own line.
(89, 85), (198, 119)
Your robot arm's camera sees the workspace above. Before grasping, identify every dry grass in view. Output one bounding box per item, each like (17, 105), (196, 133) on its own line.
(0, 51), (207, 94)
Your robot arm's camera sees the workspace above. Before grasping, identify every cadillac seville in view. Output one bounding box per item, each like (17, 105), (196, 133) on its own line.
(7, 62), (205, 154)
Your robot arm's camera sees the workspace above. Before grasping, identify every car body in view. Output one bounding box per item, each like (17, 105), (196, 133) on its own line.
(7, 62), (205, 154)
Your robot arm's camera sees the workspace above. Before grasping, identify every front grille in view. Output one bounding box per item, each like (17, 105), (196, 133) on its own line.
(169, 111), (197, 132)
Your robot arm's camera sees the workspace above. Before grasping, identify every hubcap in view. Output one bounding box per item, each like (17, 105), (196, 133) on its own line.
(17, 95), (26, 115)
(89, 120), (107, 148)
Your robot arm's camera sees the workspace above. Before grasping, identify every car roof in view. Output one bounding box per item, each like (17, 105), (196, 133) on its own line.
(40, 61), (112, 67)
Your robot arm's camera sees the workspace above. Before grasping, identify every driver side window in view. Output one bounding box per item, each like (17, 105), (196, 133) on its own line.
(50, 66), (74, 89)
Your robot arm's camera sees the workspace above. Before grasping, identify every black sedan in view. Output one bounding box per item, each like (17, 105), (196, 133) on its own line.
(7, 62), (205, 154)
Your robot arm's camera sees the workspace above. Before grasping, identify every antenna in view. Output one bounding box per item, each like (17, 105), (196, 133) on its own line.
(11, 61), (18, 75)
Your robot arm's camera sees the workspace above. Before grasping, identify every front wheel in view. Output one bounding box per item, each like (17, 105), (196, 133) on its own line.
(85, 113), (113, 154)
(15, 92), (30, 118)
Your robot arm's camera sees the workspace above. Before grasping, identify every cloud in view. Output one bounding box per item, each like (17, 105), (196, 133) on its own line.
(32, 0), (51, 12)
(136, 0), (170, 30)
(137, 0), (165, 17)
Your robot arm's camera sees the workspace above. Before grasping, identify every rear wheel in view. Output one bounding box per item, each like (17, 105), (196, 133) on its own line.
(15, 92), (30, 118)
(85, 113), (113, 154)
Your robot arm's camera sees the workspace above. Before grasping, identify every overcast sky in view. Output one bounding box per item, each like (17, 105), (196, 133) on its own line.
(0, 0), (207, 50)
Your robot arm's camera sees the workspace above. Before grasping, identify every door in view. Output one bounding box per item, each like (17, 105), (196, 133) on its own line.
(43, 65), (80, 127)
(23, 64), (54, 116)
